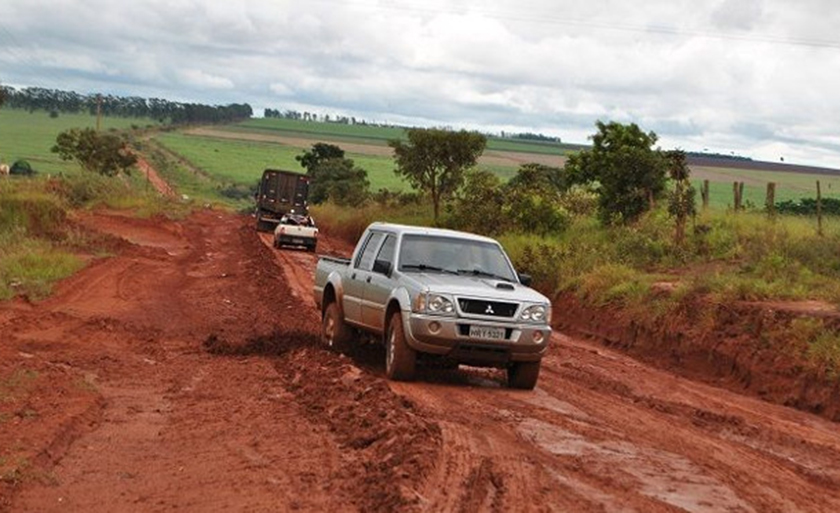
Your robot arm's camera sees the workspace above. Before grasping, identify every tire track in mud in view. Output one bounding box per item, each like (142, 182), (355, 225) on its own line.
(207, 225), (445, 512)
(265, 228), (840, 512)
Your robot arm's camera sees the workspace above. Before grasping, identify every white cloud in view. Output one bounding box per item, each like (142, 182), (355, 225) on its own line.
(1, 0), (840, 167)
(179, 69), (234, 90)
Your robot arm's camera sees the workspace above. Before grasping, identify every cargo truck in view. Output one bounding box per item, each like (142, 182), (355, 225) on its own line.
(254, 169), (310, 232)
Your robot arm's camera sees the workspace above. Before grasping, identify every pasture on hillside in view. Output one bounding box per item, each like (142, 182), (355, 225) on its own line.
(154, 118), (840, 211)
(0, 108), (158, 176)
(239, 117), (575, 155)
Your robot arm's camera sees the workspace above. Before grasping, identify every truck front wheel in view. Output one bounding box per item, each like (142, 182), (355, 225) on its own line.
(385, 312), (416, 381)
(507, 361), (540, 390)
(322, 302), (353, 352)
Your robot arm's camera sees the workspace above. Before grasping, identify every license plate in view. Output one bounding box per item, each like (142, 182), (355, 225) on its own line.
(292, 238), (304, 244)
(469, 326), (506, 340)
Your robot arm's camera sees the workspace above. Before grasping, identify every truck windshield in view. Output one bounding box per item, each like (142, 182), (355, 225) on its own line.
(398, 234), (517, 282)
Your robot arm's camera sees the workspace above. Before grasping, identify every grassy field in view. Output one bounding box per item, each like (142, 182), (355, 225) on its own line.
(694, 166), (840, 209)
(238, 117), (573, 155)
(155, 118), (840, 208)
(0, 108), (158, 176)
(154, 132), (409, 191)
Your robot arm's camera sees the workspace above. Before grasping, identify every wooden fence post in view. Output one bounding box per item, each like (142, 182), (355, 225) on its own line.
(738, 182), (745, 209)
(817, 180), (824, 236)
(765, 182), (776, 216)
(702, 180), (709, 209)
(733, 181), (740, 211)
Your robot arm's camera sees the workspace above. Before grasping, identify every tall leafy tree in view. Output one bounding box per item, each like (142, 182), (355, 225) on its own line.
(565, 121), (667, 224)
(389, 128), (487, 224)
(52, 128), (137, 176)
(308, 158), (370, 207)
(295, 143), (345, 173)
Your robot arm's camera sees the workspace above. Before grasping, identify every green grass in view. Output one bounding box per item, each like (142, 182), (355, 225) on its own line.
(693, 166), (840, 209)
(238, 117), (576, 155)
(0, 108), (159, 176)
(154, 132), (410, 192)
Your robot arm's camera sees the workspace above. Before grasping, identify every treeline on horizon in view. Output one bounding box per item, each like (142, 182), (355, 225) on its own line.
(0, 85), (253, 125)
(262, 108), (563, 144)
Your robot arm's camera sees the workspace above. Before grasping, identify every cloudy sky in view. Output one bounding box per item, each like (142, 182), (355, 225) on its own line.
(2, 0), (839, 168)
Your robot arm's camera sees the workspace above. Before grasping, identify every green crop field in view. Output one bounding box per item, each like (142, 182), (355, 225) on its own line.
(237, 117), (574, 155)
(692, 166), (840, 209)
(154, 132), (410, 191)
(4, 107), (835, 210)
(0, 108), (158, 175)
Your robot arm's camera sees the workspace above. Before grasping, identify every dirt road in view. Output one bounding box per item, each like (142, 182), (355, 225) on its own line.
(3, 211), (840, 512)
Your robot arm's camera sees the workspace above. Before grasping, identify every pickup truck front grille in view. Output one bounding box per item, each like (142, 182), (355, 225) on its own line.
(457, 299), (518, 318)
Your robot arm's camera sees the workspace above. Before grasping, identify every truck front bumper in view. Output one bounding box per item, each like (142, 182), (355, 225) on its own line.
(277, 235), (316, 249)
(404, 312), (551, 366)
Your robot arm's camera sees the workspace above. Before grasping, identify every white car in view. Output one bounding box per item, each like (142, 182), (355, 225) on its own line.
(273, 214), (318, 252)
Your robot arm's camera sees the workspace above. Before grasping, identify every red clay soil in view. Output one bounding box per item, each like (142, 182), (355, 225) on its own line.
(2, 209), (840, 512)
(553, 293), (840, 422)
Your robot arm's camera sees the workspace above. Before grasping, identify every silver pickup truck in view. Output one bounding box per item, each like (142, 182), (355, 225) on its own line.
(313, 222), (552, 389)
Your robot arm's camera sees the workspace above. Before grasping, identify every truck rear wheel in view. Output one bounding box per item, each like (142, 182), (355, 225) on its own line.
(322, 302), (353, 352)
(385, 313), (416, 381)
(507, 361), (540, 390)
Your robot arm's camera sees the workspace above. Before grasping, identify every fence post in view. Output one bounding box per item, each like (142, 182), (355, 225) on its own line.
(817, 180), (823, 236)
(733, 181), (740, 211)
(765, 182), (776, 216)
(702, 180), (709, 209)
(738, 182), (745, 209)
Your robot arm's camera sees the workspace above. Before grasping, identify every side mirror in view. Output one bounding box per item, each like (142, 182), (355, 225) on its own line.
(518, 273), (532, 287)
(372, 259), (392, 276)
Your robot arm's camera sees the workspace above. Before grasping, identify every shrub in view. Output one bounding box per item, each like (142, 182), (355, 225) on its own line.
(449, 170), (507, 235)
(9, 160), (34, 176)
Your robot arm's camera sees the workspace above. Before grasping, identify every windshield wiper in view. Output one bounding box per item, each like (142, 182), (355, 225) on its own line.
(456, 268), (513, 282)
(401, 264), (457, 274)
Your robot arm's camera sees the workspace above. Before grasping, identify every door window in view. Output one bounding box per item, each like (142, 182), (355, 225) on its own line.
(355, 232), (384, 270)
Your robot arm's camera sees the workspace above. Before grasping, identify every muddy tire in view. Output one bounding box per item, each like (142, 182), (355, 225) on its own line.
(273, 237), (280, 249)
(385, 312), (416, 381)
(508, 361), (540, 390)
(322, 302), (353, 352)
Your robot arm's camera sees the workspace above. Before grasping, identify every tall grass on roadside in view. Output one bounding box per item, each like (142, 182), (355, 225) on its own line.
(0, 183), (82, 300)
(310, 202), (434, 245)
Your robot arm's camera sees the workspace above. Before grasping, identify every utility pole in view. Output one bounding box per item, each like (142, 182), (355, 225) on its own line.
(96, 94), (102, 132)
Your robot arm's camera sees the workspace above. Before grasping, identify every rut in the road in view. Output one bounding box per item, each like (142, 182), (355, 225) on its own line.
(204, 222), (444, 512)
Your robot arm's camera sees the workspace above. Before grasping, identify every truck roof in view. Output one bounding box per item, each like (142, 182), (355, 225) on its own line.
(367, 222), (499, 244)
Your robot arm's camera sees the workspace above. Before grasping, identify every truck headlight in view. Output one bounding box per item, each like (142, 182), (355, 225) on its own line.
(521, 304), (548, 323)
(413, 293), (455, 315)
(428, 294), (455, 314)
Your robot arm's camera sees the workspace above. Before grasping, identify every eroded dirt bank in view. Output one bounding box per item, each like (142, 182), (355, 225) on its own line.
(2, 209), (840, 512)
(553, 293), (840, 422)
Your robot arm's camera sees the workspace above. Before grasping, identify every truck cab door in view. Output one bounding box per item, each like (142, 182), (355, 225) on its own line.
(361, 234), (396, 332)
(343, 231), (384, 325)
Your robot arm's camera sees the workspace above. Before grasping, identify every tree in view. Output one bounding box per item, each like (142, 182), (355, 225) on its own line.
(308, 158), (370, 207)
(666, 149), (696, 246)
(451, 170), (507, 235)
(389, 128), (487, 224)
(295, 143), (345, 173)
(503, 164), (570, 235)
(52, 128), (137, 176)
(565, 121), (667, 224)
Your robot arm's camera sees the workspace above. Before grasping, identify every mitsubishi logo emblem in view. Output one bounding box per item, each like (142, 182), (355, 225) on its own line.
(485, 305), (495, 315)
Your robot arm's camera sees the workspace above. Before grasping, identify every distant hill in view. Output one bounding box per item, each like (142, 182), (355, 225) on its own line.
(687, 154), (840, 176)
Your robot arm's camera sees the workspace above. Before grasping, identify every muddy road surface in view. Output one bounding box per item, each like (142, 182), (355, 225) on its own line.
(2, 210), (840, 512)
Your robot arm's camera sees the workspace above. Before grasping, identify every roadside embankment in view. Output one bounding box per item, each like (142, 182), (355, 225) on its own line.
(554, 292), (840, 421)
